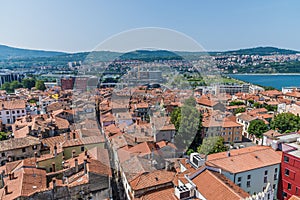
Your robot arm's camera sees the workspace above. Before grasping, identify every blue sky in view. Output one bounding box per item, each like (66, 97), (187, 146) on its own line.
(0, 0), (299, 52)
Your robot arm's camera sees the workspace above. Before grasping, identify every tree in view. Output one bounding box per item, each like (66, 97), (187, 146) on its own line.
(0, 132), (8, 141)
(248, 119), (268, 138)
(10, 81), (23, 91)
(35, 80), (46, 91)
(186, 149), (194, 155)
(229, 101), (245, 106)
(197, 137), (228, 155)
(170, 107), (181, 131)
(234, 107), (246, 115)
(22, 78), (36, 89)
(253, 102), (262, 108)
(264, 104), (277, 112)
(172, 97), (202, 152)
(1, 82), (11, 92)
(247, 99), (254, 104)
(270, 113), (300, 133)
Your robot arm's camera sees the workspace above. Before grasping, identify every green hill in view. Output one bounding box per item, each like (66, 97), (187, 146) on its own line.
(0, 44), (66, 60)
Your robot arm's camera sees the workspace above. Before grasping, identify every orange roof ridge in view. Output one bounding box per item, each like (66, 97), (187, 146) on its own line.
(206, 170), (247, 198)
(208, 146), (270, 161)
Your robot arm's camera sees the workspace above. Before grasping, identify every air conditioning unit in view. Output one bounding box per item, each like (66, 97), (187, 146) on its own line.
(190, 153), (205, 168)
(175, 185), (190, 199)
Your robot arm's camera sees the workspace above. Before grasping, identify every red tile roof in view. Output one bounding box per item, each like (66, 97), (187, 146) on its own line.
(191, 169), (249, 200)
(130, 170), (175, 191)
(207, 146), (281, 173)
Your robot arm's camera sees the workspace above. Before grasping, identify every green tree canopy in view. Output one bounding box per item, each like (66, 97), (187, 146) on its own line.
(170, 107), (181, 131)
(234, 107), (246, 115)
(270, 113), (300, 133)
(253, 102), (263, 108)
(0, 132), (9, 141)
(264, 104), (277, 112)
(172, 97), (202, 152)
(248, 119), (269, 138)
(10, 81), (23, 91)
(22, 78), (36, 89)
(1, 82), (11, 92)
(197, 136), (228, 155)
(35, 80), (46, 91)
(229, 101), (245, 106)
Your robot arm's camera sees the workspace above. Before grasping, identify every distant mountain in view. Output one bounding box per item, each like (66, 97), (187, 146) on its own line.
(210, 47), (300, 56)
(0, 44), (66, 60)
(119, 50), (183, 61)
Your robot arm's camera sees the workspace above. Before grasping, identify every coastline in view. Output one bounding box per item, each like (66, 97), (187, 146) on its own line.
(228, 73), (300, 76)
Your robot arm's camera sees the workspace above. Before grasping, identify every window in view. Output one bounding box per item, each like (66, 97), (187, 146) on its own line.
(22, 110), (25, 113)
(288, 183), (292, 190)
(237, 183), (241, 187)
(284, 156), (289, 163)
(1, 152), (5, 157)
(235, 137), (239, 141)
(22, 148), (26, 152)
(273, 184), (276, 190)
(247, 181), (251, 187)
(12, 111), (15, 114)
(17, 110), (20, 114)
(228, 132), (232, 135)
(264, 170), (268, 175)
(81, 146), (85, 152)
(237, 177), (242, 182)
(236, 131), (240, 134)
(247, 175), (251, 179)
(285, 169), (290, 176)
(264, 176), (268, 183)
(6, 111), (9, 115)
(222, 132), (226, 136)
(282, 192), (287, 198)
(296, 187), (299, 195)
(228, 138), (230, 142)
(274, 174), (278, 180)
(275, 168), (278, 173)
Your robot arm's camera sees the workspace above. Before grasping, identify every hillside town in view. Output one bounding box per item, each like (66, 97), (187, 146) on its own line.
(0, 70), (299, 200)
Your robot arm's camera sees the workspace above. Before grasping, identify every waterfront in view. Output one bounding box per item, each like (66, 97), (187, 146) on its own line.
(229, 74), (300, 90)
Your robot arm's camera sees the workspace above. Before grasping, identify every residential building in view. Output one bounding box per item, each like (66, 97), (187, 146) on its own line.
(0, 136), (41, 166)
(0, 100), (26, 124)
(278, 140), (300, 200)
(202, 113), (243, 143)
(206, 146), (282, 196)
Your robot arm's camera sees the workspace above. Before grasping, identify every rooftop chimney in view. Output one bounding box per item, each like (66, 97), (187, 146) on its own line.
(52, 162), (56, 172)
(84, 159), (87, 174)
(227, 150), (231, 157)
(53, 179), (57, 190)
(75, 159), (78, 173)
(54, 144), (57, 157)
(4, 185), (10, 195)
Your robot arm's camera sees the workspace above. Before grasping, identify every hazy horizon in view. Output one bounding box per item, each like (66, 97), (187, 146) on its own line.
(1, 0), (300, 53)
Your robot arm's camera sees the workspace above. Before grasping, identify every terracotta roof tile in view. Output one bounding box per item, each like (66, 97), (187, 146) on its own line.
(191, 169), (249, 200)
(130, 170), (175, 191)
(206, 146), (281, 173)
